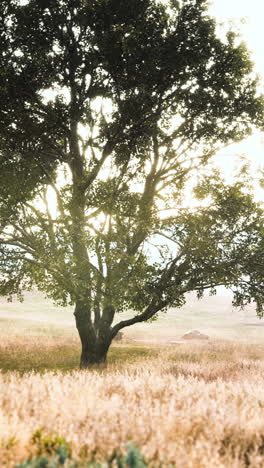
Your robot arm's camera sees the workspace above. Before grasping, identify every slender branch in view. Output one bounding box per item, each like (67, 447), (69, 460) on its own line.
(83, 140), (113, 191)
(94, 238), (104, 328)
(153, 231), (182, 247)
(85, 208), (102, 221)
(0, 239), (36, 256)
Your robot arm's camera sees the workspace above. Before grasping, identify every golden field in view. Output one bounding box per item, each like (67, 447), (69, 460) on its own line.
(1, 292), (264, 466)
(1, 338), (264, 467)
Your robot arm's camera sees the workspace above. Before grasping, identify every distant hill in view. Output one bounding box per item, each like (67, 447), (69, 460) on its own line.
(0, 290), (262, 342)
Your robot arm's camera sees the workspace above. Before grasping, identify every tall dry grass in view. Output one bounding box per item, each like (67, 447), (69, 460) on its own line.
(1, 340), (264, 467)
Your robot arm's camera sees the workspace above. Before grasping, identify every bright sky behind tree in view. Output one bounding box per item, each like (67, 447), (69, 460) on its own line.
(210, 0), (263, 80)
(209, 0), (263, 198)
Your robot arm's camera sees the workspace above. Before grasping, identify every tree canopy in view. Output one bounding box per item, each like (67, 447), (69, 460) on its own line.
(0, 0), (263, 365)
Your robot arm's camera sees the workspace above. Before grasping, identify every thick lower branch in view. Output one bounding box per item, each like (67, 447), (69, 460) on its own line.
(111, 299), (167, 336)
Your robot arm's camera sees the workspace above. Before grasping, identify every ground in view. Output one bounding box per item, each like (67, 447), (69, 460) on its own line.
(0, 291), (264, 467)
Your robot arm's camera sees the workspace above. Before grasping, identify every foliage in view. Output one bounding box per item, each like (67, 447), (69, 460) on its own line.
(0, 0), (263, 363)
(16, 450), (71, 468)
(15, 430), (147, 468)
(15, 431), (72, 467)
(31, 430), (72, 459)
(120, 443), (147, 468)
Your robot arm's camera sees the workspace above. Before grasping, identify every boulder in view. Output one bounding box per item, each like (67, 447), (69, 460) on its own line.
(181, 330), (209, 340)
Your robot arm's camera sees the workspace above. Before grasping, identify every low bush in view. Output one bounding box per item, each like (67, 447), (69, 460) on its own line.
(15, 431), (147, 468)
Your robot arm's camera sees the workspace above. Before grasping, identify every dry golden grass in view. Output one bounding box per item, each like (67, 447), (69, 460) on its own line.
(1, 339), (264, 467)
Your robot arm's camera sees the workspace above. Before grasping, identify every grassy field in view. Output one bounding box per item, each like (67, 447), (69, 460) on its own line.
(1, 340), (264, 467)
(1, 291), (264, 467)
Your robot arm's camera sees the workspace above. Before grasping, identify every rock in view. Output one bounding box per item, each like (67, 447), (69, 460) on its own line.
(181, 330), (209, 340)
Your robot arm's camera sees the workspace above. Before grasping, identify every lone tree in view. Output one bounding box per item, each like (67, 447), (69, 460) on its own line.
(0, 0), (263, 366)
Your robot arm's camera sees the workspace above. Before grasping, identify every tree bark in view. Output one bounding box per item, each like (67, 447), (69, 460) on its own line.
(74, 302), (112, 367)
(79, 339), (111, 367)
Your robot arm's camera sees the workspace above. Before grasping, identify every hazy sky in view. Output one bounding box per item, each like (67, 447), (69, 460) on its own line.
(207, 1), (264, 199)
(210, 0), (264, 77)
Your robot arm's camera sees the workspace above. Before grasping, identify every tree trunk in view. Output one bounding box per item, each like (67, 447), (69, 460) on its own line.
(80, 340), (111, 367)
(74, 303), (112, 368)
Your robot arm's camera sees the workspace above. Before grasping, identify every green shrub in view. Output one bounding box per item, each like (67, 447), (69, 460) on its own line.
(118, 442), (147, 467)
(15, 439), (148, 467)
(15, 430), (73, 468)
(31, 429), (72, 458)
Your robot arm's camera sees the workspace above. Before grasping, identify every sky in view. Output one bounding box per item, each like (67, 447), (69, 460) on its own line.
(210, 0), (264, 81)
(209, 0), (264, 199)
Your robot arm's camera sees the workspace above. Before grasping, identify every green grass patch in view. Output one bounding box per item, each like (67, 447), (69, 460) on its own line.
(2, 338), (264, 374)
(0, 344), (79, 373)
(0, 342), (157, 373)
